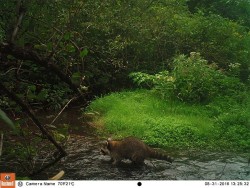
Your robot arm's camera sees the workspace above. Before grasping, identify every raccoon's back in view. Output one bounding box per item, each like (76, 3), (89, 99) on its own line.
(118, 137), (149, 156)
(121, 137), (148, 149)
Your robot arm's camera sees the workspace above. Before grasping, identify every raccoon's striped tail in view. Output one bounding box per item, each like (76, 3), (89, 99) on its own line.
(148, 148), (174, 163)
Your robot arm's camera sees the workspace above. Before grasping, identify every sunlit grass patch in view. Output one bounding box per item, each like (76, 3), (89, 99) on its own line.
(86, 89), (250, 152)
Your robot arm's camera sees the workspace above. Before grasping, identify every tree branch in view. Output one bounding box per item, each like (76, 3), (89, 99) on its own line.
(0, 133), (3, 157)
(0, 43), (84, 99)
(11, 0), (26, 43)
(0, 81), (67, 158)
(30, 153), (65, 177)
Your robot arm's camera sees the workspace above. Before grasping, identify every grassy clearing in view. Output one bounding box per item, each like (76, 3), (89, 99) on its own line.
(86, 89), (250, 152)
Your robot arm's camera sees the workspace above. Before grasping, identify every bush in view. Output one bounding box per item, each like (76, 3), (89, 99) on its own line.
(130, 52), (246, 103)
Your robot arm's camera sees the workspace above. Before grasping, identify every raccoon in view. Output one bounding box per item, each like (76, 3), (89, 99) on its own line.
(100, 136), (174, 165)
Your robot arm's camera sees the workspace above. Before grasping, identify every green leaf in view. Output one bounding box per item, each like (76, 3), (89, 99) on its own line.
(71, 72), (81, 84)
(72, 72), (81, 79)
(37, 90), (48, 101)
(46, 42), (53, 51)
(28, 85), (36, 92)
(64, 33), (71, 41)
(66, 44), (75, 53)
(0, 109), (19, 134)
(80, 48), (88, 58)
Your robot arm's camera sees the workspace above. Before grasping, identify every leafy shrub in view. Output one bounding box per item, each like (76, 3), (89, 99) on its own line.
(130, 52), (246, 103)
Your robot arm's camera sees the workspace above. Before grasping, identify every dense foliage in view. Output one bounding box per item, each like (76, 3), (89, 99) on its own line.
(1, 0), (250, 110)
(130, 53), (246, 103)
(187, 0), (250, 28)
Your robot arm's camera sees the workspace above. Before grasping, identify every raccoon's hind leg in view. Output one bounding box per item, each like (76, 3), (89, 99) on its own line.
(109, 157), (114, 162)
(132, 160), (145, 166)
(131, 153), (145, 165)
(111, 155), (122, 165)
(112, 158), (122, 165)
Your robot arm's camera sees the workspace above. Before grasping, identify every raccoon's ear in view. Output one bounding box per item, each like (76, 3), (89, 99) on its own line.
(107, 138), (112, 141)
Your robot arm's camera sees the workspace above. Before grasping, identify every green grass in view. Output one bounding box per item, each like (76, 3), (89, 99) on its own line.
(86, 89), (250, 152)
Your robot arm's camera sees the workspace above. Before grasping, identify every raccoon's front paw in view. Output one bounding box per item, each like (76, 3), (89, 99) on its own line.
(112, 160), (121, 165)
(132, 160), (145, 166)
(169, 157), (174, 163)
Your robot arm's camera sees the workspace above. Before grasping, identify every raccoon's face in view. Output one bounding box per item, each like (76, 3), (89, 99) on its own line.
(100, 140), (111, 156)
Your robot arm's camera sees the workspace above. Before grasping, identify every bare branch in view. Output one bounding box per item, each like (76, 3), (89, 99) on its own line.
(11, 0), (26, 43)
(50, 96), (77, 125)
(0, 43), (84, 99)
(0, 133), (3, 157)
(0, 81), (67, 158)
